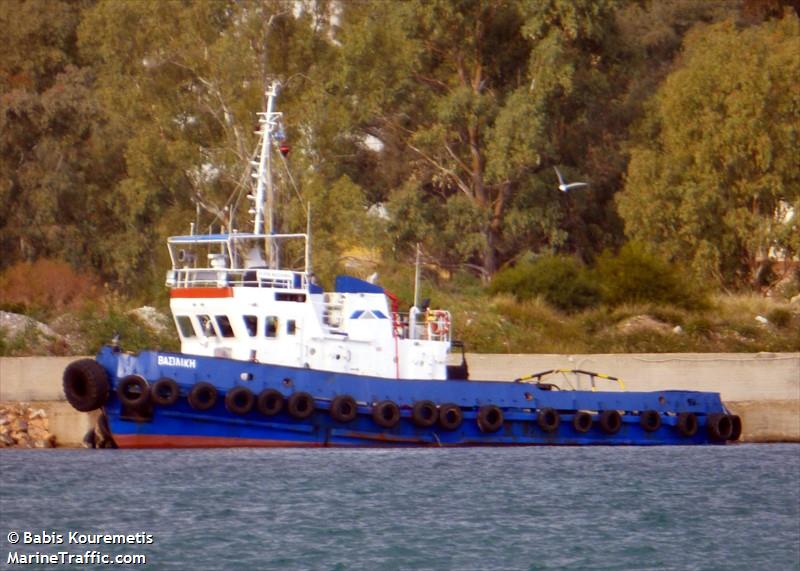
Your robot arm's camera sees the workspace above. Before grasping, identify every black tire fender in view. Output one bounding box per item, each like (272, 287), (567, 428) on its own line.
(257, 389), (284, 416)
(640, 410), (662, 432)
(537, 407), (560, 433)
(330, 395), (358, 423)
(117, 375), (150, 408)
(151, 377), (180, 407)
(225, 386), (255, 415)
(438, 403), (463, 431)
(728, 414), (742, 441)
(676, 412), (698, 437)
(477, 405), (504, 433)
(287, 392), (315, 419)
(63, 359), (110, 412)
(707, 413), (733, 441)
(188, 382), (218, 411)
(411, 400), (438, 428)
(599, 410), (622, 434)
(572, 411), (593, 434)
(372, 400), (400, 429)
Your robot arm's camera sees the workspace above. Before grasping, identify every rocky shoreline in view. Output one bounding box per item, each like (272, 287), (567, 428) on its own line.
(0, 403), (57, 448)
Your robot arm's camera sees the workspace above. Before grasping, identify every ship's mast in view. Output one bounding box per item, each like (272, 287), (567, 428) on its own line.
(251, 82), (282, 266)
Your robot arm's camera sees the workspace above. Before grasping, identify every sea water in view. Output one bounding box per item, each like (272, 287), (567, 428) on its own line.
(1, 445), (798, 571)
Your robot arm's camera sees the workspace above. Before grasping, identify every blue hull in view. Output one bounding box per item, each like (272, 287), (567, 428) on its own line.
(96, 347), (735, 447)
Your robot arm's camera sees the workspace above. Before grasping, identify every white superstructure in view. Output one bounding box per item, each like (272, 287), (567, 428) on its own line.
(164, 84), (453, 380)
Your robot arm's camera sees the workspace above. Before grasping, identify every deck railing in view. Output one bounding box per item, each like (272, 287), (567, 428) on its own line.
(166, 268), (308, 290)
(392, 310), (451, 342)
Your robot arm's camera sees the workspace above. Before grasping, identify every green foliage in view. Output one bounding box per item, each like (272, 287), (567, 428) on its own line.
(489, 255), (600, 312)
(594, 243), (706, 309)
(4, 0), (794, 316)
(766, 307), (792, 329)
(77, 308), (179, 355)
(617, 14), (800, 286)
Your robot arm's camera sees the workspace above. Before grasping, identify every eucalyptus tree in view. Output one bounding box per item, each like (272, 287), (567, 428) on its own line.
(0, 0), (113, 272)
(335, 0), (627, 278)
(617, 13), (800, 285)
(78, 0), (358, 291)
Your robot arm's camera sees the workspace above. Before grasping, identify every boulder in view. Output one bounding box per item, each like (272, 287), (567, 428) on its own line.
(0, 404), (57, 448)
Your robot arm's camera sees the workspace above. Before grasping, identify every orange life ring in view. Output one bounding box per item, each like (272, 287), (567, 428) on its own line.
(429, 310), (450, 336)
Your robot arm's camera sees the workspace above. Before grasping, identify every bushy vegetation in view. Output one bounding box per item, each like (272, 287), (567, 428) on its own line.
(594, 243), (707, 309)
(0, 259), (101, 317)
(488, 256), (600, 312)
(488, 244), (709, 313)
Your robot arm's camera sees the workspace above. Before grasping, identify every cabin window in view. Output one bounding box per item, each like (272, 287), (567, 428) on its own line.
(215, 315), (235, 338)
(197, 314), (216, 337)
(287, 320), (296, 335)
(276, 292), (306, 303)
(176, 316), (196, 338)
(265, 316), (278, 338)
(243, 315), (258, 337)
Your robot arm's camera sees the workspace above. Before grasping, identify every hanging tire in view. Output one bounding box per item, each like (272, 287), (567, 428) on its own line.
(639, 410), (661, 432)
(257, 389), (284, 417)
(477, 405), (504, 433)
(707, 413), (733, 441)
(411, 400), (438, 428)
(117, 375), (150, 408)
(188, 382), (218, 411)
(599, 410), (622, 435)
(63, 359), (109, 412)
(676, 412), (698, 437)
(728, 414), (742, 441)
(287, 392), (315, 419)
(438, 403), (463, 431)
(151, 377), (180, 406)
(372, 400), (400, 429)
(572, 411), (593, 434)
(226, 387), (255, 415)
(537, 408), (560, 433)
(330, 395), (358, 423)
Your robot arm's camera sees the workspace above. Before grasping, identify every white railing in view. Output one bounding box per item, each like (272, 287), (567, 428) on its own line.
(166, 268), (308, 290)
(392, 310), (451, 342)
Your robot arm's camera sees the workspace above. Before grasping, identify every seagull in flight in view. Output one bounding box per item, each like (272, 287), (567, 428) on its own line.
(554, 166), (588, 192)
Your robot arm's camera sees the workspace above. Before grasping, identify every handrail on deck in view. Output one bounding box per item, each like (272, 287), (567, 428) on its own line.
(166, 267), (308, 290)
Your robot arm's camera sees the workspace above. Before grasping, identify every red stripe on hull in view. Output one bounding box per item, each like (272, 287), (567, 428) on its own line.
(170, 287), (233, 298)
(113, 434), (323, 449)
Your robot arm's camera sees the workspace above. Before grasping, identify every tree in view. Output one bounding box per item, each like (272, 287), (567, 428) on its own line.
(336, 0), (638, 278)
(0, 0), (120, 274)
(78, 0), (358, 291)
(617, 13), (800, 285)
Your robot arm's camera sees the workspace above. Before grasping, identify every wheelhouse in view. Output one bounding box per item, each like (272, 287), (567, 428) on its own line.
(165, 233), (453, 380)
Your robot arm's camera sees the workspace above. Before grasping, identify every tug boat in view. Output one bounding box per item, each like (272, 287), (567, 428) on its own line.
(62, 85), (741, 447)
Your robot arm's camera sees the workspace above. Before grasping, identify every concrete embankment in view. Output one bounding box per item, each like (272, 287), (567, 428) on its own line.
(0, 353), (798, 446)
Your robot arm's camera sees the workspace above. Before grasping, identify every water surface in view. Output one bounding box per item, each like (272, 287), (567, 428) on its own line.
(1, 445), (798, 570)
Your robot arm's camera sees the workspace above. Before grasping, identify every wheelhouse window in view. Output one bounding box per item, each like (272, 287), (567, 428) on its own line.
(243, 315), (258, 337)
(265, 316), (278, 338)
(215, 315), (235, 338)
(197, 314), (216, 337)
(287, 320), (296, 335)
(176, 316), (196, 338)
